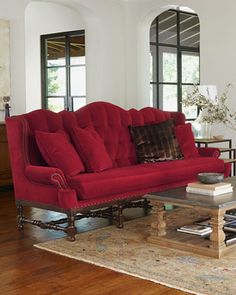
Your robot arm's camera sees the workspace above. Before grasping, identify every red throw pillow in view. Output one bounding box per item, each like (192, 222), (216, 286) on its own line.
(71, 126), (113, 172)
(175, 123), (199, 159)
(35, 130), (85, 176)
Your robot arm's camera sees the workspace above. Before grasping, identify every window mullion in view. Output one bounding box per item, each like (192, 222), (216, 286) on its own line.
(177, 10), (182, 112)
(156, 18), (159, 108)
(65, 35), (71, 111)
(41, 36), (47, 109)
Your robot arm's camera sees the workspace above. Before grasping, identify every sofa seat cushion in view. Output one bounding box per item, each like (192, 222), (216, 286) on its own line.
(145, 157), (225, 184)
(67, 157), (225, 200)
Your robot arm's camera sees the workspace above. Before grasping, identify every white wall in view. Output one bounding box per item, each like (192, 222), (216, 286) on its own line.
(123, 0), (236, 144)
(0, 0), (30, 121)
(25, 0), (126, 110)
(1, 0), (236, 144)
(124, 0), (236, 108)
(25, 2), (85, 111)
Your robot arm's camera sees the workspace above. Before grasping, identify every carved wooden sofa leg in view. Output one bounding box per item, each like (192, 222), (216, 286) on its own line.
(113, 198), (151, 229)
(117, 204), (124, 228)
(143, 198), (151, 216)
(66, 213), (77, 241)
(17, 204), (24, 231)
(14, 198), (149, 241)
(108, 206), (114, 225)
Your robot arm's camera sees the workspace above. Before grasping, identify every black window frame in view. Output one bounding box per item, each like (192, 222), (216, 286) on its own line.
(40, 29), (86, 112)
(150, 9), (200, 119)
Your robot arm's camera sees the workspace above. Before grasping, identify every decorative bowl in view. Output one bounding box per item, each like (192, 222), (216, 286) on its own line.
(198, 172), (224, 184)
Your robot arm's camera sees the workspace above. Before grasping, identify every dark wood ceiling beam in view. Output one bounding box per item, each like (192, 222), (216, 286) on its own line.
(159, 15), (195, 36)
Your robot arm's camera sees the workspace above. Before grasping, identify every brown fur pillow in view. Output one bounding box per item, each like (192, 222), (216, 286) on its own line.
(129, 120), (183, 163)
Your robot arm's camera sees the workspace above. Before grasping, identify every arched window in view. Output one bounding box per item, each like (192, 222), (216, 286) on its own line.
(150, 8), (200, 119)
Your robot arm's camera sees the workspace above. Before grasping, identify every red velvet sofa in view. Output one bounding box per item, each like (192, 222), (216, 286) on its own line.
(6, 101), (230, 241)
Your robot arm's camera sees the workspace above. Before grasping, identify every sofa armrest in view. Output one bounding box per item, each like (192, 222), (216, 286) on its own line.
(25, 165), (70, 189)
(197, 147), (220, 158)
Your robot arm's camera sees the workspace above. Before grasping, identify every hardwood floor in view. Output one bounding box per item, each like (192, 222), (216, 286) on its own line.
(0, 188), (189, 295)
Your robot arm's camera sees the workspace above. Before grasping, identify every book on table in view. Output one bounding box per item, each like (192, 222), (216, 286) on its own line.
(225, 209), (236, 220)
(225, 232), (236, 246)
(186, 181), (233, 196)
(177, 224), (212, 236)
(224, 220), (236, 233)
(202, 231), (236, 245)
(194, 218), (211, 227)
(187, 182), (232, 190)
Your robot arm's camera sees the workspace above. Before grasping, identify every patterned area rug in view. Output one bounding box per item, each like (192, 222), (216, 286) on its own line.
(35, 208), (236, 295)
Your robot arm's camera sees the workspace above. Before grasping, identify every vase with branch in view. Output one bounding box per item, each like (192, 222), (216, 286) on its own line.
(182, 83), (236, 138)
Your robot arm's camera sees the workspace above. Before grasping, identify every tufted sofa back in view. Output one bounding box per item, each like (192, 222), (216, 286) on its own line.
(129, 107), (185, 126)
(62, 101), (185, 168)
(7, 102), (185, 171)
(61, 102), (136, 167)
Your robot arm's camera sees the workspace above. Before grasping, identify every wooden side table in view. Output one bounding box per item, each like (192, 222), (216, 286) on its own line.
(0, 122), (12, 187)
(195, 138), (236, 176)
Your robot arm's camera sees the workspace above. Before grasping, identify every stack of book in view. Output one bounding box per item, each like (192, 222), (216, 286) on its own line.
(225, 209), (236, 220)
(224, 220), (236, 233)
(225, 233), (236, 246)
(177, 224), (212, 236)
(186, 182), (233, 196)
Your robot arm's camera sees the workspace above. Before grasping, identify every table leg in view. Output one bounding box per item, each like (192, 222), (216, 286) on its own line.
(149, 201), (166, 237)
(209, 210), (226, 250)
(233, 148), (236, 176)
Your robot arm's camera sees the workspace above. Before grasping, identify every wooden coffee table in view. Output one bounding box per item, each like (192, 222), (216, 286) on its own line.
(146, 177), (236, 258)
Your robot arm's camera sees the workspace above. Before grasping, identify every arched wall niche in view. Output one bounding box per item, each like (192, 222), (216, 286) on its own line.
(25, 0), (103, 112)
(148, 6), (200, 110)
(134, 4), (199, 108)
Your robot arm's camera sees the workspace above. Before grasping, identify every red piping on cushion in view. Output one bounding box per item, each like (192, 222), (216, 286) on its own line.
(51, 173), (70, 189)
(25, 165), (70, 189)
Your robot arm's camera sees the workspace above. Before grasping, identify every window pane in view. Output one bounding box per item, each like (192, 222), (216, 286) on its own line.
(46, 37), (66, 66)
(149, 9), (200, 112)
(71, 56), (85, 66)
(70, 66), (86, 96)
(158, 10), (177, 45)
(47, 67), (66, 96)
(47, 97), (65, 112)
(159, 47), (177, 83)
(182, 52), (199, 84)
(150, 45), (156, 82)
(70, 34), (85, 65)
(160, 84), (177, 111)
(182, 85), (198, 119)
(180, 13), (199, 48)
(73, 97), (86, 111)
(150, 84), (157, 107)
(150, 21), (156, 43)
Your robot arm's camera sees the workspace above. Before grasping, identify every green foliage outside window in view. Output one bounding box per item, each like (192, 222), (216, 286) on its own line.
(47, 67), (60, 96)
